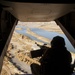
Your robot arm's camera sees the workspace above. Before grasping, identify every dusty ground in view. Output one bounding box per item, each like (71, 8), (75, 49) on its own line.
(1, 31), (43, 75)
(1, 21), (75, 75)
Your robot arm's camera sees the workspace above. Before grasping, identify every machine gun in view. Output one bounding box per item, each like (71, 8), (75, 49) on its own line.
(30, 42), (49, 58)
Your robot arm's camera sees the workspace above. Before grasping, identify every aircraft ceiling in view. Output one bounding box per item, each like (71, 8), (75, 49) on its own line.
(0, 1), (75, 22)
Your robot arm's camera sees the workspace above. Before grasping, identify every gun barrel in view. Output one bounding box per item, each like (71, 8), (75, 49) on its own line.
(35, 42), (47, 48)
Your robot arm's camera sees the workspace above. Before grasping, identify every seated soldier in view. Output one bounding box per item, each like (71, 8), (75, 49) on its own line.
(30, 36), (74, 75)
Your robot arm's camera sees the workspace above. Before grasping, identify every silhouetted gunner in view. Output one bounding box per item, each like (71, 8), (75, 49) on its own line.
(30, 36), (74, 75)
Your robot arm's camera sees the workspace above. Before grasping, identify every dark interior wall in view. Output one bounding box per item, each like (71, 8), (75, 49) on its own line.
(55, 12), (75, 48)
(57, 12), (75, 39)
(0, 4), (18, 73)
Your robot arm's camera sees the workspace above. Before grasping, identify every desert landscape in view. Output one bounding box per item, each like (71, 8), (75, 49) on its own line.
(1, 21), (75, 75)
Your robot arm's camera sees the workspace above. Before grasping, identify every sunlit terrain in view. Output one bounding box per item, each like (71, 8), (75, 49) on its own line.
(1, 21), (75, 75)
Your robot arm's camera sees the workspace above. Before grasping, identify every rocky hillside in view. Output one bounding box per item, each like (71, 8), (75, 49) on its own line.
(1, 31), (48, 75)
(18, 21), (64, 34)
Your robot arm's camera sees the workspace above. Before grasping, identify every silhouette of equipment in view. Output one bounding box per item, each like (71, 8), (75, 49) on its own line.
(30, 42), (49, 58)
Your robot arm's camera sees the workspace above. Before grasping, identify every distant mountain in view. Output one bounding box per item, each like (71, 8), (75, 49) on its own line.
(17, 21), (64, 34)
